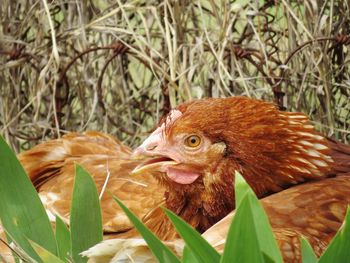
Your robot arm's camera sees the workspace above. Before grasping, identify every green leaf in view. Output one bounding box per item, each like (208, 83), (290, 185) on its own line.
(319, 207), (350, 263)
(301, 237), (318, 263)
(55, 216), (71, 261)
(182, 246), (200, 263)
(29, 240), (65, 263)
(234, 170), (250, 207)
(70, 165), (103, 263)
(221, 172), (283, 263)
(2, 232), (22, 262)
(0, 136), (57, 261)
(220, 195), (265, 263)
(163, 208), (220, 263)
(113, 197), (181, 263)
(262, 253), (276, 263)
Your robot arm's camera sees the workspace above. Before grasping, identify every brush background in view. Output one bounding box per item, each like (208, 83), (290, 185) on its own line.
(0, 0), (349, 152)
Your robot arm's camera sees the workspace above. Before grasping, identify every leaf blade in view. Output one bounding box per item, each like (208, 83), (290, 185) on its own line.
(29, 240), (65, 263)
(319, 207), (350, 263)
(113, 197), (181, 263)
(220, 195), (265, 263)
(55, 216), (71, 261)
(301, 237), (318, 263)
(221, 172), (283, 263)
(163, 208), (220, 263)
(70, 165), (103, 263)
(0, 136), (57, 261)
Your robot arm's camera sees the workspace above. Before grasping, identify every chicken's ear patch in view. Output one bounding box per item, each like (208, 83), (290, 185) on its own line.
(210, 142), (227, 156)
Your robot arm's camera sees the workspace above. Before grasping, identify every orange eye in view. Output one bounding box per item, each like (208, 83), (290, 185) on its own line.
(185, 135), (201, 148)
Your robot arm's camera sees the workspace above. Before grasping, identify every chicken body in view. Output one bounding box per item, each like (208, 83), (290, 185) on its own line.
(3, 97), (350, 262)
(19, 131), (165, 233)
(203, 175), (350, 262)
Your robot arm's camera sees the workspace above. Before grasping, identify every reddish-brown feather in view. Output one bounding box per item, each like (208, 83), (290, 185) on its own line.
(203, 174), (350, 262)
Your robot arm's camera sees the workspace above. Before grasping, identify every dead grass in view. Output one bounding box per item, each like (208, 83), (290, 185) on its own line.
(0, 0), (349, 152)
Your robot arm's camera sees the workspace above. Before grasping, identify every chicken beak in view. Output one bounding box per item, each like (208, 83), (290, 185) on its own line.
(131, 147), (177, 175)
(131, 129), (201, 185)
(131, 131), (177, 175)
(131, 158), (177, 175)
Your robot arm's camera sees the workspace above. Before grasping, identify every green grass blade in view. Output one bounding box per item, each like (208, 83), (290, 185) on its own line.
(182, 246), (200, 263)
(220, 195), (265, 263)
(3, 232), (24, 262)
(0, 136), (57, 261)
(262, 253), (276, 263)
(70, 165), (103, 263)
(301, 237), (318, 263)
(29, 240), (65, 263)
(234, 171), (250, 207)
(221, 172), (283, 263)
(113, 197), (181, 263)
(55, 216), (71, 261)
(319, 207), (350, 263)
(163, 208), (220, 263)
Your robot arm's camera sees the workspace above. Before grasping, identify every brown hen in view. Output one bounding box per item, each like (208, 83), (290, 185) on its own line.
(4, 97), (350, 262)
(19, 131), (165, 233)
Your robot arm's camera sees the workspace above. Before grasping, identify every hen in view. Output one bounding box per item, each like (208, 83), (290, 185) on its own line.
(18, 131), (165, 233)
(2, 97), (350, 262)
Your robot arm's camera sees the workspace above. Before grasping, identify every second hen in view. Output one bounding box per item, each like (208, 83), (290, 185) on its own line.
(18, 131), (165, 233)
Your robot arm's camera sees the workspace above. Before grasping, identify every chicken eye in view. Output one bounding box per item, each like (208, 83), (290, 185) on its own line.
(185, 135), (201, 148)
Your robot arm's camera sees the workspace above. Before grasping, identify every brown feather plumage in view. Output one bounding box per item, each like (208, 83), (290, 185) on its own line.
(203, 174), (350, 262)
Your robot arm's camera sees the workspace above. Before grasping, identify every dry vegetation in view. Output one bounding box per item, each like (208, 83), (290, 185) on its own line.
(0, 0), (349, 152)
